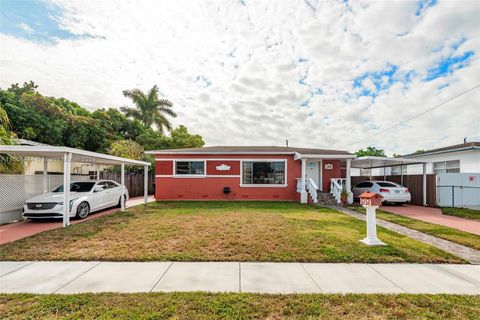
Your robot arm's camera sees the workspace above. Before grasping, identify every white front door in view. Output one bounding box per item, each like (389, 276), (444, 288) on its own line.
(306, 160), (322, 190)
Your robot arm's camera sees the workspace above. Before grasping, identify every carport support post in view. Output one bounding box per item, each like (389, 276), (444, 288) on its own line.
(63, 152), (72, 227)
(346, 159), (352, 204)
(144, 165), (148, 206)
(300, 159), (307, 204)
(43, 157), (48, 193)
(422, 163), (427, 206)
(121, 163), (125, 211)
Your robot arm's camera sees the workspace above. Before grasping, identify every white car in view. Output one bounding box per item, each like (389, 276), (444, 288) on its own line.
(23, 180), (129, 220)
(352, 181), (411, 205)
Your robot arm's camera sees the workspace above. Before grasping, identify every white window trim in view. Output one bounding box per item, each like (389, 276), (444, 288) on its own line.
(240, 159), (288, 187)
(173, 160), (207, 177)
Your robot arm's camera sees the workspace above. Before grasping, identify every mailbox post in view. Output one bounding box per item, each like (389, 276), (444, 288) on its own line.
(359, 192), (386, 246)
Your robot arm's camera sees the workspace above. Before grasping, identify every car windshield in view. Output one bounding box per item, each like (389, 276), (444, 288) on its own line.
(53, 182), (96, 193)
(377, 182), (398, 188)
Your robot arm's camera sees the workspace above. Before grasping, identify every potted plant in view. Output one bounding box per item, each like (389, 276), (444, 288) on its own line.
(340, 189), (349, 205)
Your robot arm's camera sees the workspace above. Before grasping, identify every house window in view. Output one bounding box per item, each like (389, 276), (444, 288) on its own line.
(433, 160), (460, 174)
(242, 161), (285, 185)
(391, 165), (407, 175)
(175, 161), (205, 175)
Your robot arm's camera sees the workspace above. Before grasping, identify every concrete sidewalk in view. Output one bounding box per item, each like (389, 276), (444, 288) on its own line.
(1, 261), (479, 295)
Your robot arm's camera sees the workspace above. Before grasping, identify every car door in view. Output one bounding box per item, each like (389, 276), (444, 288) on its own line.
(90, 181), (108, 211)
(106, 181), (120, 206)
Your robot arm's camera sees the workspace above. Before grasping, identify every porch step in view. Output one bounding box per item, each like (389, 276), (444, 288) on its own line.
(316, 191), (338, 205)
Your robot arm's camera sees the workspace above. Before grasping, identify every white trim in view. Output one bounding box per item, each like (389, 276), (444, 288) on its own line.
(240, 159), (287, 186)
(295, 154), (356, 160)
(173, 160), (206, 177)
(239, 184), (288, 188)
(147, 151), (297, 155)
(208, 175), (241, 178)
(0, 145), (150, 166)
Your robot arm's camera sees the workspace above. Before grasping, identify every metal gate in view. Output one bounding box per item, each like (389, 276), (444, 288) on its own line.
(436, 173), (480, 207)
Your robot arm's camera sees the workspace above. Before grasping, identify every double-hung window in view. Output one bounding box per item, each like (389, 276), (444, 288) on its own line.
(242, 161), (285, 185)
(433, 160), (460, 174)
(175, 161), (205, 175)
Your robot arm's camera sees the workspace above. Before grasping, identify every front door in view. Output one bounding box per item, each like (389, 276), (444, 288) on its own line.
(306, 160), (322, 190)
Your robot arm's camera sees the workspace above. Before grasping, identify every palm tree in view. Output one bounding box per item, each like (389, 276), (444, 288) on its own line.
(120, 85), (177, 133)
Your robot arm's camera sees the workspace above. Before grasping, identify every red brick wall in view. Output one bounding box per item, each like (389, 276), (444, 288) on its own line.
(321, 160), (342, 192)
(154, 154), (301, 201)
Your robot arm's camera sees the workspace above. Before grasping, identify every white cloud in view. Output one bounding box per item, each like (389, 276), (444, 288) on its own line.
(1, 0), (479, 155)
(18, 23), (34, 33)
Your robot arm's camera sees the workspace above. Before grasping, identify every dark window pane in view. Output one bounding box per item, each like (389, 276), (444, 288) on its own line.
(377, 182), (397, 187)
(242, 161), (285, 184)
(175, 161), (204, 175)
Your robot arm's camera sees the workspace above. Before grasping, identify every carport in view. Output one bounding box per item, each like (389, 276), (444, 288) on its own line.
(351, 156), (429, 206)
(0, 145), (150, 227)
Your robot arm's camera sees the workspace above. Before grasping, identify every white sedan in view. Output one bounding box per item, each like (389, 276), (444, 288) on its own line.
(352, 181), (411, 205)
(23, 180), (129, 219)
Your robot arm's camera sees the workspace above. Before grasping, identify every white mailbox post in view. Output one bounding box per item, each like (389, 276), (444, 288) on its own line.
(359, 192), (386, 246)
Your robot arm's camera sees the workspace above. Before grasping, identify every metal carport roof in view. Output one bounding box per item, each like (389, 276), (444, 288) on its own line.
(0, 145), (150, 227)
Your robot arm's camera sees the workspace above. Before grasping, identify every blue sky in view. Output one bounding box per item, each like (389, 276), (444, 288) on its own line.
(0, 0), (80, 42)
(0, 0), (479, 154)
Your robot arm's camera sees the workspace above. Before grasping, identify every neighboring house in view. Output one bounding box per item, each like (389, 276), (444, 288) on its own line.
(402, 142), (480, 175)
(352, 142), (480, 177)
(146, 146), (355, 203)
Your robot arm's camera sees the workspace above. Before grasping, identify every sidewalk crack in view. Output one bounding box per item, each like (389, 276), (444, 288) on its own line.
(149, 261), (174, 292)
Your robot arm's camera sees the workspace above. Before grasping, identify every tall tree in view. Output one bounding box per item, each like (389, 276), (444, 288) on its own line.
(355, 146), (386, 157)
(121, 85), (176, 133)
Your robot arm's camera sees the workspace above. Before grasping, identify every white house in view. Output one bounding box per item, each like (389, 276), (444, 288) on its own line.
(401, 142), (480, 175)
(352, 142), (480, 177)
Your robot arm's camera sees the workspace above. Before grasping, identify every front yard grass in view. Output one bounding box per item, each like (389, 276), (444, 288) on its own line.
(1, 293), (479, 319)
(348, 206), (480, 251)
(441, 207), (480, 221)
(0, 202), (464, 263)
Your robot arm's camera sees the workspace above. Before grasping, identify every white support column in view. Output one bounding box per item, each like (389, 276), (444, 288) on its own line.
(346, 159), (352, 204)
(400, 165), (404, 185)
(121, 163), (125, 211)
(62, 152), (72, 227)
(144, 165), (148, 206)
(43, 157), (48, 193)
(422, 163), (427, 206)
(300, 159), (307, 203)
(96, 163), (100, 180)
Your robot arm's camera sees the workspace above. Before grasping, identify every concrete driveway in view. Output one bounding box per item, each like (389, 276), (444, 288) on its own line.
(381, 204), (480, 235)
(0, 196), (155, 245)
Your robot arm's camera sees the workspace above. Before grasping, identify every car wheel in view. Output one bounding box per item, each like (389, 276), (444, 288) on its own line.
(76, 202), (90, 219)
(117, 195), (127, 208)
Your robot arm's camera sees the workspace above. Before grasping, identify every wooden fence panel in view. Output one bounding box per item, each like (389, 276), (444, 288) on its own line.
(100, 172), (154, 198)
(351, 174), (436, 206)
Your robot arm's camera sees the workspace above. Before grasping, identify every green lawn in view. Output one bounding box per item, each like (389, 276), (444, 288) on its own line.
(441, 207), (480, 221)
(0, 202), (464, 263)
(1, 293), (479, 320)
(348, 206), (480, 250)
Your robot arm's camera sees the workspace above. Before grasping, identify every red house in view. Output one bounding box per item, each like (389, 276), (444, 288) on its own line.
(146, 146), (355, 204)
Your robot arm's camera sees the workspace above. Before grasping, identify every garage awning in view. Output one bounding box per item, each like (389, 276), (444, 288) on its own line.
(351, 156), (427, 169)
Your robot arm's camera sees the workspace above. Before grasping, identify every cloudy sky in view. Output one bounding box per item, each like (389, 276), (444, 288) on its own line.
(1, 0), (479, 155)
